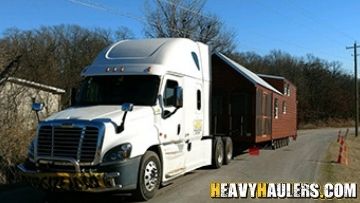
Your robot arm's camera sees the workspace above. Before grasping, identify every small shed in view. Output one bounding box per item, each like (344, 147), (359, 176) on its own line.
(211, 53), (297, 145)
(0, 77), (65, 130)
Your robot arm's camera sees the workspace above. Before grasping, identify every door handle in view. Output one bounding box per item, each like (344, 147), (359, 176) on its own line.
(177, 124), (181, 135)
(186, 139), (192, 151)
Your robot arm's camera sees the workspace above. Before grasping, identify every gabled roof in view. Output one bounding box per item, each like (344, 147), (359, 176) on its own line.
(257, 74), (285, 80)
(214, 52), (282, 95)
(0, 77), (65, 94)
(258, 73), (296, 87)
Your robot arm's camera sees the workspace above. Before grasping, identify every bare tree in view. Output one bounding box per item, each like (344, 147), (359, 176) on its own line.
(115, 26), (135, 41)
(144, 0), (236, 53)
(0, 55), (22, 85)
(0, 30), (23, 84)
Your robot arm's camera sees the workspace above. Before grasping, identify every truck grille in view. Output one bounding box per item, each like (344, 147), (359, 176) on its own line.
(37, 125), (99, 163)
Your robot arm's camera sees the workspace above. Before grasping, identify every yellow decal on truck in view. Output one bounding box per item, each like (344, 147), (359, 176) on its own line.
(193, 119), (202, 135)
(22, 172), (106, 191)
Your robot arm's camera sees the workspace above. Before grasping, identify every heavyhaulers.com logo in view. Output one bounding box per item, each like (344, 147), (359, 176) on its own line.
(210, 182), (357, 199)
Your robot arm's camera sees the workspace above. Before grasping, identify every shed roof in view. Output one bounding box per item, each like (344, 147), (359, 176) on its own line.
(214, 52), (282, 95)
(258, 73), (296, 87)
(257, 74), (285, 80)
(0, 77), (65, 94)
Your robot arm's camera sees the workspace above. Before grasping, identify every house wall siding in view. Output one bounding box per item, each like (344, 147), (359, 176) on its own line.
(0, 81), (63, 130)
(270, 81), (297, 139)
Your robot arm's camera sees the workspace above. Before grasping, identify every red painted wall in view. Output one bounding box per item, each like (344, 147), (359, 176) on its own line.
(211, 55), (297, 144)
(265, 78), (297, 139)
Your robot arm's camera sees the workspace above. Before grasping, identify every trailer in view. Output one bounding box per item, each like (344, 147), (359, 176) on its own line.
(211, 53), (297, 148)
(18, 38), (296, 201)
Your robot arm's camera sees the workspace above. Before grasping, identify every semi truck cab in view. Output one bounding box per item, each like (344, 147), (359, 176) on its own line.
(18, 38), (230, 200)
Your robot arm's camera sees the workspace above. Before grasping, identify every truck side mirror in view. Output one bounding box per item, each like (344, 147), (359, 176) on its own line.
(32, 102), (44, 122)
(32, 102), (44, 112)
(122, 103), (134, 112)
(174, 86), (183, 108)
(116, 103), (134, 133)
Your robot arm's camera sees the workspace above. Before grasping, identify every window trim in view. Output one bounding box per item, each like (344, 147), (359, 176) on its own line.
(287, 84), (291, 96)
(282, 101), (287, 114)
(274, 98), (279, 119)
(284, 83), (291, 96)
(163, 79), (179, 107)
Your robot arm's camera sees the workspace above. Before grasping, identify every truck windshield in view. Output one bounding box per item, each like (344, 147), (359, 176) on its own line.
(76, 75), (160, 106)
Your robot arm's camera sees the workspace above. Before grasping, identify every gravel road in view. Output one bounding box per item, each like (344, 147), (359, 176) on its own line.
(0, 128), (348, 203)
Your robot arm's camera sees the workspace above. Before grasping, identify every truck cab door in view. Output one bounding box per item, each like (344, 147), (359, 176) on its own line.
(159, 75), (186, 179)
(183, 82), (205, 170)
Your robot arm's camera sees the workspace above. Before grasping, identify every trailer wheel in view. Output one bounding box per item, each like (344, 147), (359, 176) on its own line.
(222, 137), (233, 165)
(212, 137), (224, 169)
(134, 151), (161, 201)
(272, 140), (276, 150)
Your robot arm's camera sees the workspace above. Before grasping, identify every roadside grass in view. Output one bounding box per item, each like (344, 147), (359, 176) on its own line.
(319, 133), (360, 202)
(0, 128), (35, 185)
(299, 118), (354, 129)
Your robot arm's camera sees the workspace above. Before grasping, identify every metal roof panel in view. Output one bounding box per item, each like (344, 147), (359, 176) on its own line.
(214, 52), (282, 95)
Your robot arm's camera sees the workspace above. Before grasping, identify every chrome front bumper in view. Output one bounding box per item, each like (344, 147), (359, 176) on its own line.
(18, 156), (141, 192)
(17, 164), (121, 192)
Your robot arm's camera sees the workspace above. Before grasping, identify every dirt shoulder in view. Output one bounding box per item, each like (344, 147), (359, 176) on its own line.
(319, 132), (360, 202)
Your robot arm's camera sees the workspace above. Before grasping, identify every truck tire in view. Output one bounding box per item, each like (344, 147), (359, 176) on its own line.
(222, 137), (233, 165)
(134, 151), (161, 201)
(212, 137), (224, 169)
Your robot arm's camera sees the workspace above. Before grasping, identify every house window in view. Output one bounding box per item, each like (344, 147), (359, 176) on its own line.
(287, 84), (290, 96)
(274, 98), (279, 119)
(284, 83), (290, 96)
(282, 101), (287, 114)
(197, 90), (201, 110)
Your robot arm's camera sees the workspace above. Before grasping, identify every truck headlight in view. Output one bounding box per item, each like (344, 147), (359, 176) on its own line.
(28, 139), (35, 161)
(103, 143), (132, 162)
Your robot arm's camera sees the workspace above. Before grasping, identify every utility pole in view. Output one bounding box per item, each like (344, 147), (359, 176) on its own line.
(346, 42), (360, 137)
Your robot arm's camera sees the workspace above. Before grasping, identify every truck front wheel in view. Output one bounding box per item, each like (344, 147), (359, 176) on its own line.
(134, 151), (161, 201)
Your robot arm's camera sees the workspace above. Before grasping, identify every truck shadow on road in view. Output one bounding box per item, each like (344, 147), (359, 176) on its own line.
(0, 185), (140, 203)
(44, 192), (138, 203)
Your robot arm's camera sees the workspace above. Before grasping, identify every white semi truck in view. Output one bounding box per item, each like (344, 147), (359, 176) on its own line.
(18, 38), (234, 200)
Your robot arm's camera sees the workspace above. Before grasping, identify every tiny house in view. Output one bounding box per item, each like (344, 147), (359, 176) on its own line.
(211, 53), (297, 147)
(258, 74), (297, 144)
